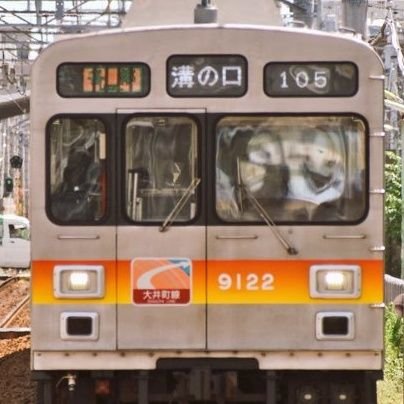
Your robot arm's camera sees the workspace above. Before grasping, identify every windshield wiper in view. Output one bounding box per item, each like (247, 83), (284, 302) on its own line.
(236, 160), (297, 255)
(159, 178), (201, 232)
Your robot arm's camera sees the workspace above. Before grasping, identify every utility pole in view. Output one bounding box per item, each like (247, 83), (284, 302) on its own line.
(400, 119), (404, 280)
(341, 0), (368, 38)
(292, 0), (315, 28)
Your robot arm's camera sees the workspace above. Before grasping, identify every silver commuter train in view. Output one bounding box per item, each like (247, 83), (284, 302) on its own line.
(30, 1), (385, 403)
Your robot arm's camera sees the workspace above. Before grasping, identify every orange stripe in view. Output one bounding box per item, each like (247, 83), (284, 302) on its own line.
(31, 259), (383, 305)
(207, 260), (383, 304)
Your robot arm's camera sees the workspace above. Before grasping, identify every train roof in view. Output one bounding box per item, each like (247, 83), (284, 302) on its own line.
(121, 0), (282, 28)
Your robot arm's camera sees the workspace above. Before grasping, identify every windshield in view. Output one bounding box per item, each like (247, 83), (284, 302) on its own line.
(48, 117), (107, 223)
(216, 115), (366, 223)
(125, 116), (199, 222)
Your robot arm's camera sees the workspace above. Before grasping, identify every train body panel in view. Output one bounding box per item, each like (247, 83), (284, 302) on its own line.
(30, 6), (385, 403)
(31, 258), (383, 353)
(31, 27), (383, 116)
(31, 302), (383, 354)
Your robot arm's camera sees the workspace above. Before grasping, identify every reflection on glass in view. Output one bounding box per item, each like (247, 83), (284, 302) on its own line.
(49, 118), (107, 223)
(216, 116), (366, 223)
(125, 116), (198, 222)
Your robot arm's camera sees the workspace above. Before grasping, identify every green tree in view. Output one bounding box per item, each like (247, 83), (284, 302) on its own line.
(385, 151), (402, 278)
(377, 304), (404, 404)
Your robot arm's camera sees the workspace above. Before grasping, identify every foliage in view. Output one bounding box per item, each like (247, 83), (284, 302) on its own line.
(384, 304), (404, 376)
(385, 151), (402, 278)
(377, 304), (404, 404)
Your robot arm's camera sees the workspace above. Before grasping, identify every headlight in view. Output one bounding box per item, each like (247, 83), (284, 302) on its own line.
(310, 265), (361, 298)
(322, 271), (352, 291)
(54, 265), (104, 298)
(68, 272), (90, 291)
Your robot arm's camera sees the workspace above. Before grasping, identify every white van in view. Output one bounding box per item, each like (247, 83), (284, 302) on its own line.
(0, 214), (31, 269)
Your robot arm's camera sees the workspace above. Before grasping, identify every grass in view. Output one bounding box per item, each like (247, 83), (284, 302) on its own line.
(377, 304), (404, 404)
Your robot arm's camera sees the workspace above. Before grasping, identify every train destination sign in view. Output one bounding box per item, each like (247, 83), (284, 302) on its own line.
(57, 63), (150, 97)
(264, 62), (358, 97)
(167, 55), (247, 97)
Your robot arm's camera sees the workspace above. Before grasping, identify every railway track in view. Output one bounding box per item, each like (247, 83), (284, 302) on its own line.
(0, 275), (31, 339)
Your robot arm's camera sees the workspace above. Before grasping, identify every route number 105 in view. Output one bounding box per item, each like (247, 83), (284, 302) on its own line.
(280, 70), (328, 89)
(218, 273), (275, 291)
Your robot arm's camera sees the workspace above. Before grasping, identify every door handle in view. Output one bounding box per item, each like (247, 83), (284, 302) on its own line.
(57, 235), (100, 240)
(215, 235), (258, 240)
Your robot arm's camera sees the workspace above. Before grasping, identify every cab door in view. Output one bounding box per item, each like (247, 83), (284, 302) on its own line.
(116, 110), (206, 350)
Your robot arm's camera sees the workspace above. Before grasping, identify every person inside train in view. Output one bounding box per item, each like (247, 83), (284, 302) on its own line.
(287, 127), (345, 206)
(216, 124), (359, 222)
(216, 128), (289, 221)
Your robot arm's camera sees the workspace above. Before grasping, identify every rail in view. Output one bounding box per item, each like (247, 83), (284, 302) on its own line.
(0, 275), (31, 339)
(0, 295), (29, 328)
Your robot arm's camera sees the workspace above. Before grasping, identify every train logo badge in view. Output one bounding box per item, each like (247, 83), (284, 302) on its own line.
(131, 258), (192, 305)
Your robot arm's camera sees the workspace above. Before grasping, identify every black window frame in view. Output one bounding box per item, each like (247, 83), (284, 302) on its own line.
(57, 62), (151, 98)
(45, 114), (114, 226)
(263, 61), (359, 98)
(166, 54), (248, 98)
(211, 112), (369, 226)
(120, 113), (205, 227)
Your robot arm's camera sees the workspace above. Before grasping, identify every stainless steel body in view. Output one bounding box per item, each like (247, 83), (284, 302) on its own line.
(30, 25), (384, 378)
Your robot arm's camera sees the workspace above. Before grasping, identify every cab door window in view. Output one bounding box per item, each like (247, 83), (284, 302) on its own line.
(48, 117), (107, 223)
(125, 116), (199, 222)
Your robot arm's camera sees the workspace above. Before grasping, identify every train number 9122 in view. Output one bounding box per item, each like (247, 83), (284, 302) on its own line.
(217, 273), (275, 291)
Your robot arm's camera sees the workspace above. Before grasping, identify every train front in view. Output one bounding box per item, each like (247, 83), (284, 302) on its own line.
(29, 7), (385, 404)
